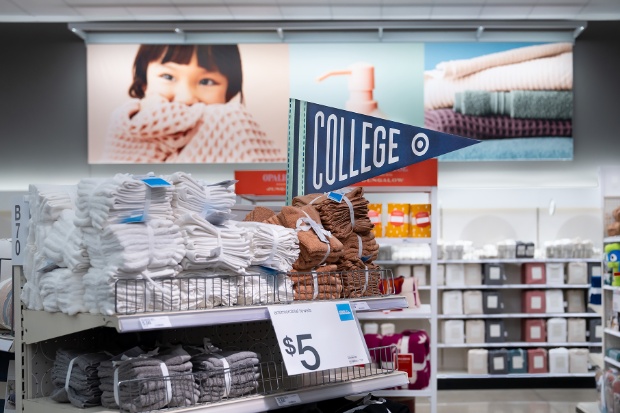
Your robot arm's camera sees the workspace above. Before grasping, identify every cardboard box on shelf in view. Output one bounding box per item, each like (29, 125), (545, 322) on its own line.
(386, 203), (410, 238)
(409, 204), (431, 238)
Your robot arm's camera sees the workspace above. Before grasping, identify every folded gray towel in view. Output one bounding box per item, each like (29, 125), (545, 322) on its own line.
(454, 90), (572, 119)
(50, 349), (110, 408)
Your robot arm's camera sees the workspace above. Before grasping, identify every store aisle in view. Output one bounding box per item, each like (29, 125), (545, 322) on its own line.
(413, 389), (597, 413)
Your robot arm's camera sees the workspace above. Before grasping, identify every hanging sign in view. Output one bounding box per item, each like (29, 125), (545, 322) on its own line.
(286, 99), (479, 203)
(268, 301), (369, 375)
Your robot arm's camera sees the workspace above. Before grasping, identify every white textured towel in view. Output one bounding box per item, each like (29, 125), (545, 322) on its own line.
(42, 209), (90, 272)
(28, 184), (76, 224)
(237, 271), (294, 305)
(38, 268), (87, 315)
(236, 221), (299, 272)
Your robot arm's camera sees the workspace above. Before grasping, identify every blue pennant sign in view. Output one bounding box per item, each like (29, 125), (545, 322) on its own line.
(286, 99), (480, 204)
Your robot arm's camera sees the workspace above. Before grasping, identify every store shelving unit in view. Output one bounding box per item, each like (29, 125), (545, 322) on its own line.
(438, 372), (596, 379)
(602, 237), (620, 377)
(379, 256), (601, 381)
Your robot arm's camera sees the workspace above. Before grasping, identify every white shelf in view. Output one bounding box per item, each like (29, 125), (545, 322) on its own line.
(604, 285), (620, 291)
(437, 372), (596, 379)
(23, 371), (409, 413)
(22, 296), (410, 344)
(605, 357), (620, 369)
(438, 342), (601, 348)
(576, 402), (601, 413)
(356, 305), (432, 320)
(438, 312), (600, 319)
(376, 238), (431, 245)
(369, 389), (433, 398)
(604, 236), (620, 243)
(378, 258), (600, 265)
(437, 284), (591, 290)
(605, 328), (620, 338)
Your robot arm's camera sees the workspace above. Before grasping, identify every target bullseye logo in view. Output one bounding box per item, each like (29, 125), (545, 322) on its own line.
(411, 133), (429, 156)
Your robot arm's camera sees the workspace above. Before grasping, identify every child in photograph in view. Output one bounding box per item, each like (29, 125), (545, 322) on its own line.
(101, 44), (284, 163)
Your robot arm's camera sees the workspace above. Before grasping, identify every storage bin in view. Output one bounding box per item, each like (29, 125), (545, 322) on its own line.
(522, 263), (546, 285)
(545, 263), (565, 285)
(568, 348), (589, 373)
(445, 264), (465, 286)
(522, 290), (546, 313)
(545, 290), (565, 313)
(488, 349), (509, 374)
(523, 319), (546, 342)
(442, 291), (463, 315)
(463, 291), (483, 315)
(465, 320), (486, 344)
(548, 348), (569, 374)
(567, 262), (588, 285)
(437, 264), (445, 286)
(527, 348), (548, 373)
(443, 320), (465, 344)
(508, 349), (528, 374)
(483, 290), (504, 314)
(485, 319), (506, 343)
(525, 242), (536, 258)
(546, 318), (567, 343)
(566, 290), (586, 313)
(385, 203), (409, 238)
(567, 318), (587, 343)
(464, 264), (482, 286)
(589, 318), (603, 342)
(468, 349), (488, 374)
(394, 265), (411, 278)
(484, 263), (504, 285)
(516, 241), (528, 258)
(413, 265), (427, 286)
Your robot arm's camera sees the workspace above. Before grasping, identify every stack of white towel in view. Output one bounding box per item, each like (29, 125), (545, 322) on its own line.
(176, 213), (251, 273)
(237, 270), (294, 305)
(42, 209), (90, 272)
(236, 221), (299, 272)
(167, 172), (236, 225)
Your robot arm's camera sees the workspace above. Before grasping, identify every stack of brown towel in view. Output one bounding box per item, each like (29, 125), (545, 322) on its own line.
(339, 262), (382, 298)
(288, 265), (343, 300)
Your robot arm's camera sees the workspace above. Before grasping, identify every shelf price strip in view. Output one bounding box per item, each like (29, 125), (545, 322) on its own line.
(268, 301), (370, 375)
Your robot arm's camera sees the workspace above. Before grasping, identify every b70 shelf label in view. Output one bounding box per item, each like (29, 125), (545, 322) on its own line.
(268, 301), (370, 375)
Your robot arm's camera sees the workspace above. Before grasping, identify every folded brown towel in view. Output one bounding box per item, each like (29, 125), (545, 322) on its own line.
(341, 232), (379, 262)
(338, 262), (382, 298)
(244, 206), (276, 222)
(294, 291), (342, 300)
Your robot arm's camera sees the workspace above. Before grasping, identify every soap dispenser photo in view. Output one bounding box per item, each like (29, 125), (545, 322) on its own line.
(317, 62), (387, 118)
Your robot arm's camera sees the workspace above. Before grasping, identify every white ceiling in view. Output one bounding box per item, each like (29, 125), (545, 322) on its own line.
(1, 0), (619, 23)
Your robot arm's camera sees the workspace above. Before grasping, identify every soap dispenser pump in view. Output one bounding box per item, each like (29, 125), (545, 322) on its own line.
(317, 62), (387, 118)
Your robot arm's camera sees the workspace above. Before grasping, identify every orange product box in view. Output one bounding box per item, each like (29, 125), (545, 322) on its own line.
(367, 204), (383, 238)
(386, 203), (410, 238)
(409, 204), (431, 238)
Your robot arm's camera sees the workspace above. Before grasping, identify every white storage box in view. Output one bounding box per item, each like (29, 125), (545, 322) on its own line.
(566, 290), (586, 313)
(442, 291), (463, 315)
(567, 318), (587, 343)
(464, 264), (482, 286)
(547, 318), (567, 343)
(446, 264), (465, 286)
(548, 348), (569, 374)
(463, 291), (483, 315)
(468, 349), (489, 374)
(567, 262), (588, 285)
(437, 264), (445, 286)
(395, 265), (411, 278)
(568, 348), (589, 373)
(413, 265), (427, 286)
(465, 320), (485, 344)
(545, 290), (565, 313)
(545, 263), (565, 285)
(443, 320), (465, 344)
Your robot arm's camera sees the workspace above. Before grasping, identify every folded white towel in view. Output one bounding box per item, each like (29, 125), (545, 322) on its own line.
(166, 172), (236, 225)
(38, 268), (87, 315)
(75, 174), (174, 230)
(28, 184), (76, 224)
(42, 210), (90, 272)
(176, 213), (251, 273)
(237, 272), (293, 305)
(236, 221), (299, 272)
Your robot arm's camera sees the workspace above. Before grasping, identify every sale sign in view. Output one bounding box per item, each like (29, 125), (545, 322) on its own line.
(286, 99), (479, 203)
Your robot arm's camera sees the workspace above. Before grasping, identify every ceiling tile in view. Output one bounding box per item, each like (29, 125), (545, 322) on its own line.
(528, 5), (584, 19)
(66, 0), (172, 4)
(125, 6), (183, 20)
(223, 0), (278, 4)
(227, 5), (282, 19)
(381, 6), (432, 19)
(177, 6), (234, 19)
(279, 5), (331, 19)
(380, 0), (432, 4)
(74, 6), (133, 19)
(0, 1), (31, 15)
(331, 5), (381, 18)
(170, 0), (226, 4)
(484, 0), (535, 4)
(431, 5), (482, 19)
(479, 5), (534, 19)
(579, 4), (620, 19)
(14, 0), (67, 5)
(15, 4), (81, 17)
(532, 0), (587, 3)
(432, 0), (484, 4)
(329, 0), (383, 5)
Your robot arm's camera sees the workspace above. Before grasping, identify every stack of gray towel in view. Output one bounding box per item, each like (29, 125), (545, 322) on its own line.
(98, 346), (199, 412)
(50, 349), (111, 408)
(189, 350), (261, 403)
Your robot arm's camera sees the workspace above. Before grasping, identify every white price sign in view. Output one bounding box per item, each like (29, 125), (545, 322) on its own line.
(11, 196), (29, 265)
(268, 301), (370, 375)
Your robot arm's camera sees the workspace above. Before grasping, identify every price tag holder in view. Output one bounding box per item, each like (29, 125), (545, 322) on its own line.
(11, 196), (29, 265)
(613, 291), (620, 313)
(352, 301), (371, 311)
(139, 316), (172, 330)
(268, 301), (370, 375)
(274, 394), (302, 407)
